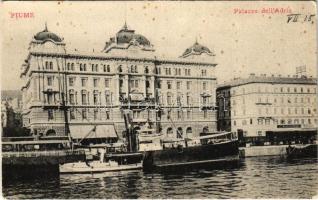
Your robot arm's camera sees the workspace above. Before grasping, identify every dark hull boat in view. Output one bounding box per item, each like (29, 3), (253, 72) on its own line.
(139, 131), (240, 170)
(286, 143), (318, 159)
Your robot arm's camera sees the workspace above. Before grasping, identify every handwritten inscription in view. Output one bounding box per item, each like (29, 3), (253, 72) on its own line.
(287, 14), (315, 23)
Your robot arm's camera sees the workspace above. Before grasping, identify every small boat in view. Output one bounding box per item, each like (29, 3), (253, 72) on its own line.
(286, 142), (318, 159)
(60, 146), (143, 174)
(60, 160), (142, 174)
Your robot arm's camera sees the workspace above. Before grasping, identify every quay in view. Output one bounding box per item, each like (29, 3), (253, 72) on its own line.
(239, 145), (288, 158)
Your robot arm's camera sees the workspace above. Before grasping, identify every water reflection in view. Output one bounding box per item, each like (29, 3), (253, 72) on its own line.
(3, 157), (318, 199)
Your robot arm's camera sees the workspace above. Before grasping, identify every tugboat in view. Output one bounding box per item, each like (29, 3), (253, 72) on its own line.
(138, 125), (239, 170)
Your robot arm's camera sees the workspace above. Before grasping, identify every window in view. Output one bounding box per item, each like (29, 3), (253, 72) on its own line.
(47, 77), (53, 86)
(258, 119), (263, 125)
(280, 87), (284, 93)
(81, 90), (87, 105)
(233, 120), (236, 126)
(203, 82), (207, 90)
(93, 91), (99, 105)
(294, 88), (297, 93)
(94, 110), (98, 120)
(47, 93), (53, 104)
(67, 63), (71, 70)
(103, 65), (110, 72)
(80, 64), (83, 71)
(92, 64), (98, 72)
(186, 81), (191, 90)
(45, 61), (49, 69)
(250, 118), (253, 124)
(106, 111), (110, 120)
(301, 87), (303, 93)
(105, 79), (110, 88)
(105, 93), (111, 104)
(69, 77), (75, 87)
(48, 110), (54, 120)
(71, 63), (74, 71)
(187, 110), (191, 119)
(265, 118), (270, 125)
(308, 109), (311, 114)
(177, 82), (181, 90)
(167, 93), (172, 105)
(177, 110), (182, 119)
(49, 62), (53, 70)
(186, 94), (191, 105)
(144, 66), (149, 74)
(69, 90), (75, 104)
(295, 108), (298, 114)
(93, 78), (99, 87)
(70, 109), (75, 120)
(167, 81), (172, 89)
(82, 109), (87, 120)
(81, 78), (87, 87)
(146, 80), (150, 88)
(201, 69), (207, 76)
(203, 110), (208, 119)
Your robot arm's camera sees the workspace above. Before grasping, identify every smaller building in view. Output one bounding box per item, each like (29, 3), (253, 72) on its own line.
(216, 74), (317, 145)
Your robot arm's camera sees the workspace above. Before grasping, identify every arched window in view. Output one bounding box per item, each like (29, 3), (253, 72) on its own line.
(67, 63), (70, 70)
(107, 65), (110, 72)
(118, 65), (122, 73)
(186, 127), (192, 138)
(49, 62), (53, 70)
(80, 64), (83, 71)
(177, 127), (183, 138)
(167, 127), (173, 137)
(145, 66), (149, 74)
(71, 63), (74, 71)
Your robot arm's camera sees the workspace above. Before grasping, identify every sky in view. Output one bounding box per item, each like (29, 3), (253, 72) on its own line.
(1, 1), (317, 90)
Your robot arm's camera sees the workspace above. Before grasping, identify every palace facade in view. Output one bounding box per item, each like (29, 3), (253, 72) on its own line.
(216, 73), (317, 144)
(20, 23), (218, 143)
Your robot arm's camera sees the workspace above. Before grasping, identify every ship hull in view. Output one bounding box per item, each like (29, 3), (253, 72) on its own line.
(143, 140), (239, 170)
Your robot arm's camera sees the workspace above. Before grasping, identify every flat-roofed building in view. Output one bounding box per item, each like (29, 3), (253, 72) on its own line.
(216, 73), (317, 145)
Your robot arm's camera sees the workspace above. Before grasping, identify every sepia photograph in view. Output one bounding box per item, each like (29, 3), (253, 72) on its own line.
(1, 1), (317, 199)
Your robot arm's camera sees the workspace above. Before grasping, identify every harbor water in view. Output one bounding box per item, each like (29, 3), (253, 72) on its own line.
(3, 156), (318, 199)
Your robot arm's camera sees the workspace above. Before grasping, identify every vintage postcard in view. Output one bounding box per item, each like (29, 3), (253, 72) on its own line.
(1, 1), (317, 199)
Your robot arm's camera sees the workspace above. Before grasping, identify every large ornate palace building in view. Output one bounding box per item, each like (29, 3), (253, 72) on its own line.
(20, 23), (218, 142)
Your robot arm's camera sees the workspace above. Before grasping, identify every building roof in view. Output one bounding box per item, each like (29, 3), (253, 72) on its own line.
(181, 40), (214, 58)
(217, 75), (317, 89)
(102, 22), (153, 53)
(33, 24), (63, 43)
